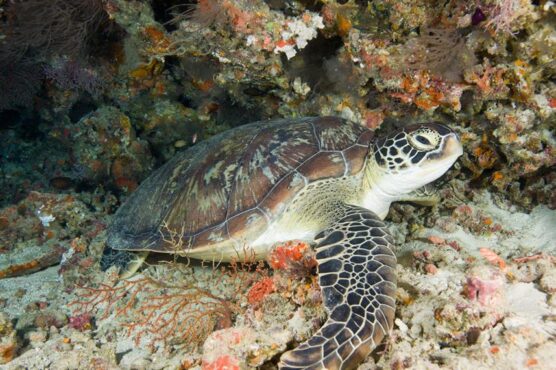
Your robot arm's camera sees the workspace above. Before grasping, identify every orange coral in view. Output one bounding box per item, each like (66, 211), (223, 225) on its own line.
(472, 133), (499, 172)
(479, 248), (506, 269)
(275, 39), (295, 48)
(268, 241), (309, 270)
(392, 71), (463, 111)
(491, 171), (504, 181)
(428, 235), (446, 245)
(247, 277), (274, 305)
(414, 89), (443, 110)
(142, 26), (171, 54)
(469, 63), (507, 97)
(526, 358), (539, 367)
(336, 13), (352, 36)
(0, 342), (17, 365)
(129, 59), (163, 81)
(400, 76), (419, 94)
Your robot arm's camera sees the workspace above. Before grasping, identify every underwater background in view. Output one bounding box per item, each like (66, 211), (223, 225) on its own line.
(0, 0), (555, 368)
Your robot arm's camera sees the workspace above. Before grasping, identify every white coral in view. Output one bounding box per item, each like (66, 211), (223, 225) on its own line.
(274, 13), (324, 59)
(36, 205), (56, 227)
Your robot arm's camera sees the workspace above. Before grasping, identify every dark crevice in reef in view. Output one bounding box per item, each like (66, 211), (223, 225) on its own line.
(152, 0), (195, 32)
(285, 33), (344, 92)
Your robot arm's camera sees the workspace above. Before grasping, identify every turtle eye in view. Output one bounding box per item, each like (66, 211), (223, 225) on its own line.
(408, 129), (439, 151)
(416, 135), (430, 145)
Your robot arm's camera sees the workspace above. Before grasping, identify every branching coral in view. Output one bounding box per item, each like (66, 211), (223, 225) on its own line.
(483, 0), (521, 35)
(71, 255), (268, 349)
(72, 275), (236, 347)
(43, 59), (103, 97)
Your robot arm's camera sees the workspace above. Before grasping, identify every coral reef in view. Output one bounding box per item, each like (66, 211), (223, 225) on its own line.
(0, 0), (554, 368)
(2, 0), (554, 201)
(49, 106), (154, 191)
(0, 191), (111, 279)
(0, 312), (18, 364)
(378, 195), (556, 369)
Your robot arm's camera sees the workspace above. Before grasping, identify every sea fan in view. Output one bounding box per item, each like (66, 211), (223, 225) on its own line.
(404, 27), (477, 83)
(43, 59), (103, 97)
(0, 0), (109, 111)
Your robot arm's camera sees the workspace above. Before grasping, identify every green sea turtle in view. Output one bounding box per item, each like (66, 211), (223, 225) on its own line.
(101, 116), (462, 369)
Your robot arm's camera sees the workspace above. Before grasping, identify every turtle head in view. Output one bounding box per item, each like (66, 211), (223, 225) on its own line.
(364, 123), (462, 217)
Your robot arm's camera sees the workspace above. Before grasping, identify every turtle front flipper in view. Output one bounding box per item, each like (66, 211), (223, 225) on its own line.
(100, 246), (149, 279)
(279, 204), (397, 370)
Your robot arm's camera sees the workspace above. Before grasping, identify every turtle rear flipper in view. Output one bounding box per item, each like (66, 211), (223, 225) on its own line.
(279, 204), (397, 369)
(100, 246), (148, 279)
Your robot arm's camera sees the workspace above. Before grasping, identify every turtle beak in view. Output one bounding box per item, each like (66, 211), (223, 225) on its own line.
(443, 133), (464, 160)
(418, 132), (463, 182)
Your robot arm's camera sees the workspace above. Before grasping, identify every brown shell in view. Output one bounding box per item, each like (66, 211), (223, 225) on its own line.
(107, 117), (373, 252)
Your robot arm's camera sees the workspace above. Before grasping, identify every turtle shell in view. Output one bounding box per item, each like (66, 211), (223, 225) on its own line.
(106, 116), (373, 252)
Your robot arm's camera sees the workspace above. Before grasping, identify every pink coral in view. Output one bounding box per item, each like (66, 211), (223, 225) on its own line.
(202, 327), (256, 369)
(186, 0), (255, 34)
(202, 354), (240, 370)
(466, 268), (505, 307)
(484, 0), (520, 35)
(68, 313), (92, 331)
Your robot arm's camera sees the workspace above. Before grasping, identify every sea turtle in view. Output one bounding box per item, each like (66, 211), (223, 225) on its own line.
(101, 116), (463, 369)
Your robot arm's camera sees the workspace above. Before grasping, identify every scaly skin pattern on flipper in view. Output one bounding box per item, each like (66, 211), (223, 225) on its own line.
(279, 203), (396, 370)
